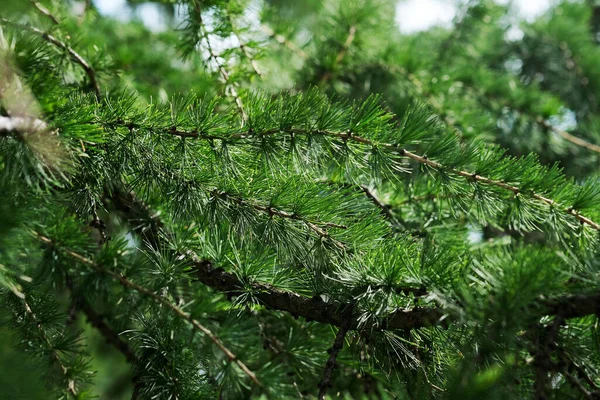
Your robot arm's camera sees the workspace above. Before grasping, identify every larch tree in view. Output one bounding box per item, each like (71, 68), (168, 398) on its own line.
(1, 0), (600, 399)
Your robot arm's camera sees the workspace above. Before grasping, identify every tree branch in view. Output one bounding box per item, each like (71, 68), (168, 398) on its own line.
(1, 19), (101, 97)
(29, 0), (59, 25)
(66, 276), (138, 365)
(103, 119), (600, 231)
(319, 25), (357, 85)
(37, 234), (262, 387)
(192, 1), (246, 120)
(105, 187), (600, 335)
(21, 297), (78, 397)
(318, 312), (352, 400)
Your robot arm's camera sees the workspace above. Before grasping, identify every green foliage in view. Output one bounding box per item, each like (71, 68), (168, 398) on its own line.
(1, 0), (600, 399)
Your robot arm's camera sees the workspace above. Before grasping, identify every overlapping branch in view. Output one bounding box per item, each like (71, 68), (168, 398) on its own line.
(37, 235), (261, 387)
(21, 297), (78, 396)
(0, 19), (101, 97)
(105, 188), (600, 336)
(318, 315), (352, 400)
(105, 118), (600, 231)
(191, 1), (246, 119)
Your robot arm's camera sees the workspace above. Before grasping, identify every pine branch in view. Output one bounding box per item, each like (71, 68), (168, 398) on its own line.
(226, 9), (263, 79)
(66, 277), (138, 365)
(209, 189), (347, 249)
(319, 180), (404, 228)
(77, 299), (138, 364)
(106, 118), (600, 231)
(471, 85), (600, 155)
(29, 0), (59, 25)
(36, 235), (262, 387)
(1, 19), (101, 97)
(359, 184), (401, 227)
(532, 316), (563, 399)
(89, 198), (108, 244)
(556, 346), (600, 399)
(545, 121), (600, 154)
(191, 1), (246, 120)
(105, 187), (600, 333)
(104, 187), (440, 332)
(318, 315), (352, 400)
(21, 297), (78, 397)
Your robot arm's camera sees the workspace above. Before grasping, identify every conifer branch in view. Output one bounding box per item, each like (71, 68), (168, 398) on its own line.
(117, 121), (600, 231)
(21, 297), (78, 397)
(545, 121), (600, 154)
(359, 184), (400, 226)
(77, 299), (138, 365)
(66, 276), (138, 365)
(29, 0), (59, 25)
(532, 316), (563, 399)
(89, 199), (108, 244)
(556, 346), (600, 399)
(36, 235), (262, 387)
(1, 19), (101, 97)
(226, 10), (263, 79)
(209, 189), (347, 248)
(105, 187), (600, 335)
(191, 1), (246, 120)
(363, 63), (600, 155)
(318, 316), (351, 400)
(471, 86), (600, 155)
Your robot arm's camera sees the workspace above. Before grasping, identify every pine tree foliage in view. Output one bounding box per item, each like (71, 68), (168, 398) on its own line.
(1, 0), (600, 399)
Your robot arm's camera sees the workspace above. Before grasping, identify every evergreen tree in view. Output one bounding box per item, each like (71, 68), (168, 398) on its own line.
(1, 0), (600, 398)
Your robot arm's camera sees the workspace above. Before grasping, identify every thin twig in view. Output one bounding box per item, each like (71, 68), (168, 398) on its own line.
(104, 121), (600, 231)
(22, 297), (78, 397)
(538, 118), (600, 154)
(318, 309), (352, 400)
(192, 1), (246, 120)
(532, 316), (563, 399)
(359, 184), (401, 226)
(226, 10), (263, 79)
(37, 234), (262, 387)
(66, 276), (138, 364)
(1, 19), (101, 97)
(29, 0), (59, 25)
(89, 198), (108, 244)
(106, 187), (600, 334)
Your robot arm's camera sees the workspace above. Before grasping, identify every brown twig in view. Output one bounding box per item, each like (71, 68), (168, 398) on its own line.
(359, 184), (402, 226)
(319, 25), (357, 86)
(21, 298), (78, 397)
(192, 1), (246, 120)
(318, 312), (352, 400)
(226, 10), (263, 79)
(104, 119), (600, 231)
(37, 234), (262, 387)
(105, 188), (600, 335)
(29, 0), (59, 25)
(1, 19), (101, 97)
(65, 276), (138, 365)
